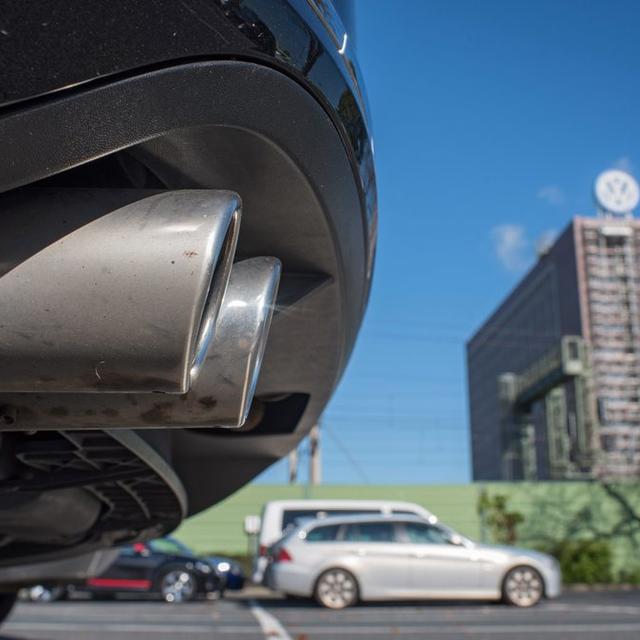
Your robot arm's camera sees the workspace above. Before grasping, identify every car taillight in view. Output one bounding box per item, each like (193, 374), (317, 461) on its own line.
(259, 545), (267, 557)
(275, 548), (292, 563)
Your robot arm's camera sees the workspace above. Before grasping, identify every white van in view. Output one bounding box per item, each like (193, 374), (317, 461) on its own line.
(250, 499), (435, 583)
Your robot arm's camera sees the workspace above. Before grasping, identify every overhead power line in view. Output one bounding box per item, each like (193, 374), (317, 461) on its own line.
(324, 423), (371, 484)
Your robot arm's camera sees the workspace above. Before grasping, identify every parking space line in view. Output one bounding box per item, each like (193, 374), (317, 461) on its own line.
(249, 600), (292, 640)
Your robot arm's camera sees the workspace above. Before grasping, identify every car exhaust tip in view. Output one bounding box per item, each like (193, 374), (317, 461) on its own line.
(194, 256), (282, 428)
(190, 208), (241, 386)
(0, 258), (281, 431)
(0, 189), (241, 394)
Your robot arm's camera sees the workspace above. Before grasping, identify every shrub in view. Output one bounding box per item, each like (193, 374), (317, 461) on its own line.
(618, 567), (640, 585)
(549, 540), (612, 584)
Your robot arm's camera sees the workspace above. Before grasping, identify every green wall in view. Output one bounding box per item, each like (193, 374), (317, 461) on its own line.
(174, 482), (640, 575)
(175, 484), (479, 553)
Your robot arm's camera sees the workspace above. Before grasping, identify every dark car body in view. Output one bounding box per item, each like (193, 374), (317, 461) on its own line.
(72, 538), (223, 601)
(0, 0), (376, 601)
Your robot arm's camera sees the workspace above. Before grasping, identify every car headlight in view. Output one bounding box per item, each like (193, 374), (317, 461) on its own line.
(216, 561), (231, 573)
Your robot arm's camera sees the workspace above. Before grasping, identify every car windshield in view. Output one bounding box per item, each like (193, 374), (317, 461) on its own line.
(438, 523), (472, 546)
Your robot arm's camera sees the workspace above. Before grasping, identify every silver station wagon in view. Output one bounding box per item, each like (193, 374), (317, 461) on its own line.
(267, 514), (561, 609)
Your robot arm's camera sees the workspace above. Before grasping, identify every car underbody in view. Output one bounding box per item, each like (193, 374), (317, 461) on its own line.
(0, 0), (375, 590)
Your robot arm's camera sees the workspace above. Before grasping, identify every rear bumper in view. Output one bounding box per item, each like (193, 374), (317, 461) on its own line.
(0, 0), (376, 253)
(269, 564), (314, 596)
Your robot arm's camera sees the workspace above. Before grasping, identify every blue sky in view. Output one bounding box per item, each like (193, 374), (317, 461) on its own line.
(259, 0), (640, 484)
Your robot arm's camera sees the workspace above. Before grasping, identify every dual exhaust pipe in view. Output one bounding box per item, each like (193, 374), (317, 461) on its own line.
(0, 190), (280, 430)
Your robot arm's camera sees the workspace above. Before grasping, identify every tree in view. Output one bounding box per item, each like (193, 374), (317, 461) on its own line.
(477, 491), (525, 545)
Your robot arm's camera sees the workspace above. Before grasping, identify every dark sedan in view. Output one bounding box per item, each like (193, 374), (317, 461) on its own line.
(28, 538), (223, 603)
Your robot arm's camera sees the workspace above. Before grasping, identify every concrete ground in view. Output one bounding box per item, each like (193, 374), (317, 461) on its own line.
(2, 589), (640, 640)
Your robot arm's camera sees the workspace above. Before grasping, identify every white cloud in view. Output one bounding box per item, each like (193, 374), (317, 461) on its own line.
(491, 224), (530, 272)
(537, 185), (565, 206)
(613, 156), (635, 174)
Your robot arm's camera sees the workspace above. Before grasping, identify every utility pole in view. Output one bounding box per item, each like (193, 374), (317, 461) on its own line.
(288, 448), (298, 484)
(309, 423), (321, 485)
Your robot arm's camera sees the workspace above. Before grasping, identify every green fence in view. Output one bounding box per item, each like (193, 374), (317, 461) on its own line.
(174, 482), (640, 576)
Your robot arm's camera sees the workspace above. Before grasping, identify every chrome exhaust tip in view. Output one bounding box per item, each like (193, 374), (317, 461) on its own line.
(0, 258), (281, 430)
(0, 190), (240, 394)
(192, 256), (281, 427)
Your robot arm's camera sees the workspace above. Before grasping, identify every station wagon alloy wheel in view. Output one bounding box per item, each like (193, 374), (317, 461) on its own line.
(315, 569), (358, 609)
(160, 570), (196, 603)
(503, 566), (544, 607)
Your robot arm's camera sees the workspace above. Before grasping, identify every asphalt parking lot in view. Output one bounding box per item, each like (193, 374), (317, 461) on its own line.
(2, 590), (639, 640)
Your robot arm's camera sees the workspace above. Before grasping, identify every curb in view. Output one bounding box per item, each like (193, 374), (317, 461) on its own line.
(565, 584), (640, 592)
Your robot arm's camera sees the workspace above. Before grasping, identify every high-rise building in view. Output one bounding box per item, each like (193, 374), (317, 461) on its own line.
(467, 170), (640, 480)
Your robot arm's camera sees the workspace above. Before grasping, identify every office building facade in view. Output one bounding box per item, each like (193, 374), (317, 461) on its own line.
(467, 215), (640, 480)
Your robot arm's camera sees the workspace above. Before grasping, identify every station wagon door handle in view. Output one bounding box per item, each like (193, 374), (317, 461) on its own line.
(352, 548), (367, 556)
